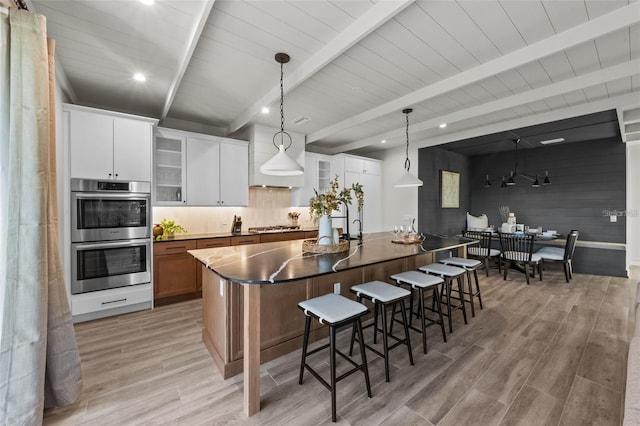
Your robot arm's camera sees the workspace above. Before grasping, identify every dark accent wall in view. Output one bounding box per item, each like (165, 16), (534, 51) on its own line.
(418, 137), (627, 276)
(417, 147), (470, 235)
(469, 137), (626, 244)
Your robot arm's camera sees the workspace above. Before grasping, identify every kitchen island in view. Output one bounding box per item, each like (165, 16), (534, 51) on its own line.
(189, 232), (475, 416)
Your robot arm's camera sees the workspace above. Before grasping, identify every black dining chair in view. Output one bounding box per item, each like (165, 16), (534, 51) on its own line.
(463, 230), (501, 276)
(498, 233), (542, 285)
(536, 230), (579, 282)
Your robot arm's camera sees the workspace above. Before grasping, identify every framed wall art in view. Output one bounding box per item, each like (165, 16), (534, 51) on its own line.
(441, 170), (460, 208)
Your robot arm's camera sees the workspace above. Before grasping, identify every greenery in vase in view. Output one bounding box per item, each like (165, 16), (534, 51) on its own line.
(156, 218), (187, 240)
(498, 205), (510, 224)
(308, 175), (364, 220)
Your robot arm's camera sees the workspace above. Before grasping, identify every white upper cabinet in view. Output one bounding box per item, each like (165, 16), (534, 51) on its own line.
(291, 152), (332, 207)
(66, 104), (155, 181)
(154, 128), (248, 206)
(332, 154), (383, 235)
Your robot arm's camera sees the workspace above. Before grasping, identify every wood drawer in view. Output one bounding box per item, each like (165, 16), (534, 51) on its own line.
(260, 231), (305, 243)
(304, 230), (318, 239)
(231, 235), (261, 245)
(71, 283), (152, 316)
(197, 237), (231, 249)
(153, 239), (197, 256)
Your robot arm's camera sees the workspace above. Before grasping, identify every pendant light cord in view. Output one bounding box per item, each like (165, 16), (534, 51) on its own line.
(279, 61), (284, 135)
(404, 110), (411, 172)
(272, 53), (292, 150)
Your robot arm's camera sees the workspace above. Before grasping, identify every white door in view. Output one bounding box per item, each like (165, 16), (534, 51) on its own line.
(220, 142), (248, 206)
(186, 138), (221, 206)
(113, 118), (152, 181)
(70, 110), (114, 179)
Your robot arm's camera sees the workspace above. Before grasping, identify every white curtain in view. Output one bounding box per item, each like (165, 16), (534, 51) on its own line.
(0, 8), (82, 424)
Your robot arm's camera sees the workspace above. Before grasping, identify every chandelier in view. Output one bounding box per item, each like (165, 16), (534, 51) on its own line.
(393, 108), (423, 187)
(484, 138), (551, 188)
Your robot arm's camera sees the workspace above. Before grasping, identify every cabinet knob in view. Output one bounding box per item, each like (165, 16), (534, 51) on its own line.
(108, 173), (112, 178)
(115, 173), (118, 178)
(221, 200), (224, 204)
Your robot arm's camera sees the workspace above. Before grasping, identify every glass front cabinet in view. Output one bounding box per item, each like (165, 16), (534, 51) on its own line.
(154, 128), (187, 205)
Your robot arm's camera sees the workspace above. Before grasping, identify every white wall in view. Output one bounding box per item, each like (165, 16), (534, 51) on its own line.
(627, 141), (640, 266)
(379, 145), (420, 232)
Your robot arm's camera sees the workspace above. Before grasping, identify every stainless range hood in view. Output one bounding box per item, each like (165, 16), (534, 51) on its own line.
(242, 124), (305, 188)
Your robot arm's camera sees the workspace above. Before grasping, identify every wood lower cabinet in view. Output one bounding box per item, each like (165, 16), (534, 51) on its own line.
(195, 238), (231, 291)
(259, 231), (305, 243)
(153, 240), (198, 305)
(231, 235), (261, 245)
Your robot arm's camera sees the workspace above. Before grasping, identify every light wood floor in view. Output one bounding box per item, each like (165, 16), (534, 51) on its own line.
(44, 266), (638, 425)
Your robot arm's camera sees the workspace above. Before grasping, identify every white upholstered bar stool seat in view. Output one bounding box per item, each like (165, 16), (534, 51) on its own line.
(390, 271), (447, 353)
(418, 263), (468, 333)
(297, 294), (371, 422)
(440, 257), (484, 317)
(349, 281), (413, 382)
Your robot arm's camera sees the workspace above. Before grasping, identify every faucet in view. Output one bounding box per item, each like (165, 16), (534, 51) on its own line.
(353, 218), (363, 244)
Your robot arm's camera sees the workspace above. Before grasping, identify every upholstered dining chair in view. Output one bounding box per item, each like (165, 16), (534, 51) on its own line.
(498, 233), (542, 285)
(536, 229), (579, 282)
(463, 230), (501, 276)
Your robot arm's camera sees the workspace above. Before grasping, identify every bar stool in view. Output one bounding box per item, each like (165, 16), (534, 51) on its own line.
(440, 257), (484, 317)
(418, 263), (468, 334)
(298, 293), (372, 422)
(348, 281), (413, 382)
(390, 271), (447, 353)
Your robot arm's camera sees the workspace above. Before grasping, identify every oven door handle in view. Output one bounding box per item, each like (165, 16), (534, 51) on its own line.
(73, 192), (151, 200)
(73, 239), (150, 250)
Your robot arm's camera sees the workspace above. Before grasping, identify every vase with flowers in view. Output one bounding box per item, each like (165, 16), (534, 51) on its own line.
(309, 176), (364, 245)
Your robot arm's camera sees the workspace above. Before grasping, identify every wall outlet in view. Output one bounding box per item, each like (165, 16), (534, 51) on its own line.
(334, 282), (341, 294)
(610, 215), (617, 222)
(220, 279), (225, 296)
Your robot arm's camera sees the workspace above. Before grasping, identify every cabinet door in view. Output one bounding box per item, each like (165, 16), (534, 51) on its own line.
(113, 118), (152, 181)
(220, 142), (248, 206)
(70, 110), (114, 179)
(153, 253), (197, 300)
(154, 131), (186, 205)
(345, 171), (382, 234)
(362, 159), (381, 175)
(344, 156), (364, 173)
(290, 154), (318, 207)
(186, 138), (221, 206)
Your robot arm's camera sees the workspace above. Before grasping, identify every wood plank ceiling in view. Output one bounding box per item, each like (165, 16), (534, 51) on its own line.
(30, 0), (640, 155)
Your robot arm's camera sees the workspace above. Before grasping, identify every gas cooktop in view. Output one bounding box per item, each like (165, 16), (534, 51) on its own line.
(248, 225), (301, 233)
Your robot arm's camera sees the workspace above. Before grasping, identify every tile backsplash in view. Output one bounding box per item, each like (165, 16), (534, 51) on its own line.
(152, 187), (315, 234)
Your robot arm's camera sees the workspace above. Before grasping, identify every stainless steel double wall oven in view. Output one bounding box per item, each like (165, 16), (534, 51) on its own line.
(70, 178), (151, 295)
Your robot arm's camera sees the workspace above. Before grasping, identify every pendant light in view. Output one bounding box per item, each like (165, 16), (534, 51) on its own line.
(394, 108), (423, 188)
(259, 53), (303, 176)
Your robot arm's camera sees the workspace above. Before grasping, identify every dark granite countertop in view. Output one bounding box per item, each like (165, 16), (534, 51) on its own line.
(154, 228), (318, 243)
(189, 232), (475, 285)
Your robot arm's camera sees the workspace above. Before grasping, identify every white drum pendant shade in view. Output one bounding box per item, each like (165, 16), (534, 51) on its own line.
(260, 144), (303, 176)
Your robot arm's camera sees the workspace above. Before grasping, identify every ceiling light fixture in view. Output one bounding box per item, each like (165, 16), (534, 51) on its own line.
(133, 73), (146, 82)
(259, 53), (303, 176)
(139, 0), (154, 5)
(261, 107), (269, 114)
(484, 138), (551, 189)
(381, 139), (386, 144)
(394, 108), (423, 188)
(539, 137), (565, 145)
(439, 123), (447, 128)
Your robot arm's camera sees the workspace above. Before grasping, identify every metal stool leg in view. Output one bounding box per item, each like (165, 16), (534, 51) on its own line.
(474, 269), (483, 310)
(433, 285), (447, 342)
(466, 270), (476, 317)
(419, 287), (428, 353)
(381, 304), (390, 382)
(356, 318), (372, 398)
(299, 315), (311, 384)
(457, 276), (468, 325)
(399, 299), (413, 365)
(329, 325), (337, 422)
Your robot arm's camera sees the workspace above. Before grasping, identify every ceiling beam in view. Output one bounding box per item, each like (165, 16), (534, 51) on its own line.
(226, 0), (415, 136)
(160, 0), (216, 120)
(412, 93), (640, 151)
(331, 59), (640, 154)
(308, 1), (640, 144)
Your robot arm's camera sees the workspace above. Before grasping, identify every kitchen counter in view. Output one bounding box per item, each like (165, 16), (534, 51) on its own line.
(190, 232), (475, 417)
(154, 228), (318, 242)
(190, 232), (473, 284)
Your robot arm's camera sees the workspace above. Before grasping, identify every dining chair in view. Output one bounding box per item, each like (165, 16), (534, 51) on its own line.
(498, 233), (542, 285)
(536, 229), (579, 282)
(463, 230), (501, 276)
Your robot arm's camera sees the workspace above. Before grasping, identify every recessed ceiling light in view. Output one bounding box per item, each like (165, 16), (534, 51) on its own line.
(381, 140), (386, 144)
(139, 0), (154, 5)
(292, 116), (310, 126)
(540, 137), (565, 145)
(133, 73), (146, 82)
(439, 123), (447, 128)
(261, 107), (269, 114)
